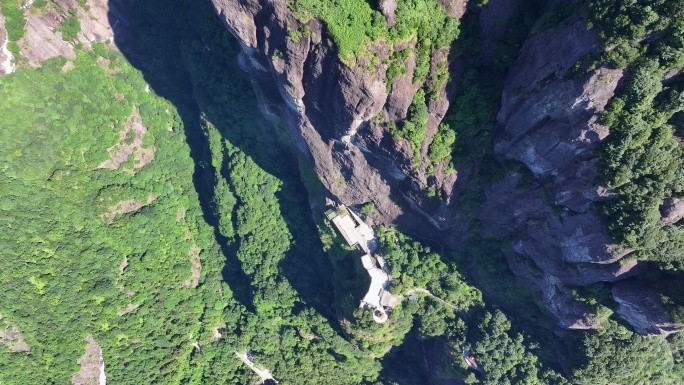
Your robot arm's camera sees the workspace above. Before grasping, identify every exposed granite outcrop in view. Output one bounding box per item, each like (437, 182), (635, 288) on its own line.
(1, 0), (122, 70)
(436, 0), (468, 19)
(0, 319), (30, 353)
(72, 335), (106, 385)
(211, 0), (457, 238)
(379, 0), (398, 28)
(613, 280), (684, 336)
(660, 198), (684, 224)
(474, 12), (659, 329)
(20, 5), (77, 65)
(212, 0), (675, 334)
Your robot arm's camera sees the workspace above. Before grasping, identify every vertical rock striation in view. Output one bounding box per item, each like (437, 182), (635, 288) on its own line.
(479, 14), (634, 328)
(211, 0), (681, 334)
(211, 0), (454, 238)
(613, 280), (684, 336)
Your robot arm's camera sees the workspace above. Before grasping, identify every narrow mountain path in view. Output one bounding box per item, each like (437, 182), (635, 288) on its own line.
(405, 288), (458, 310)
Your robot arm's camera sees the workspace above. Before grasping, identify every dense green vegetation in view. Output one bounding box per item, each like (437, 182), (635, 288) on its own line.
(0, 46), (226, 384)
(582, 0), (684, 271)
(289, 0), (458, 65)
(1, 0), (25, 56)
(2, 0), (684, 384)
(58, 8), (81, 42)
(586, 0), (683, 69)
(389, 89), (429, 163)
(573, 320), (684, 384)
(462, 309), (570, 385)
(289, 0), (385, 60)
(0, 0), (383, 382)
(290, 0), (460, 166)
(356, 229), (568, 384)
(0, 0), (24, 41)
(427, 123), (456, 169)
(314, 221), (464, 359)
(378, 229), (479, 307)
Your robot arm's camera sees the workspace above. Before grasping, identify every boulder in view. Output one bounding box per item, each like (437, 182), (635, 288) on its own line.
(660, 198), (684, 224)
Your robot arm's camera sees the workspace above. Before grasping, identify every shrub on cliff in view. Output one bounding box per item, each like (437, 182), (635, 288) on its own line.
(591, 0), (684, 270)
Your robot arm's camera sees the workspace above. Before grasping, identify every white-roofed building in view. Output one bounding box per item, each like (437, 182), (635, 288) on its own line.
(326, 205), (399, 322)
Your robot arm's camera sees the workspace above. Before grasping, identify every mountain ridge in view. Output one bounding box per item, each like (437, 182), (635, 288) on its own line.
(211, 0), (684, 335)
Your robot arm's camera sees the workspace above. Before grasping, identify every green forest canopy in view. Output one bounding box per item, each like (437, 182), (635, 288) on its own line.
(0, 0), (683, 384)
(586, 0), (684, 272)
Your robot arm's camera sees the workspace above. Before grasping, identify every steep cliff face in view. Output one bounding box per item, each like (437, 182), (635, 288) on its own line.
(211, 0), (680, 334)
(612, 280), (684, 336)
(480, 14), (636, 329)
(212, 0), (458, 237)
(0, 0), (121, 77)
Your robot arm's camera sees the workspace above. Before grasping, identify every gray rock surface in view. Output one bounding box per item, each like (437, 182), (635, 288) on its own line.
(475, 14), (652, 328)
(212, 0), (675, 334)
(210, 0), (460, 237)
(660, 198), (684, 224)
(1, 0), (122, 68)
(379, 0), (398, 28)
(613, 280), (684, 336)
(435, 0), (468, 19)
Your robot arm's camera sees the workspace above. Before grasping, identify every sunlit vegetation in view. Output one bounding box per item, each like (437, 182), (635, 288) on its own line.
(390, 0), (460, 82)
(428, 123), (456, 169)
(462, 309), (570, 385)
(289, 0), (385, 60)
(390, 89), (429, 163)
(341, 227), (479, 356)
(0, 47), (227, 383)
(587, 0), (683, 69)
(0, 0), (25, 56)
(582, 0), (684, 270)
(378, 229), (481, 309)
(0, 0), (24, 41)
(289, 0), (458, 65)
(2, 0), (684, 384)
(573, 320), (684, 384)
(320, 224), (569, 384)
(58, 8), (81, 42)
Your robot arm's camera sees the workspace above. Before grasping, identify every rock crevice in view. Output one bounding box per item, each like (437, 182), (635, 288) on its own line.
(211, 0), (680, 335)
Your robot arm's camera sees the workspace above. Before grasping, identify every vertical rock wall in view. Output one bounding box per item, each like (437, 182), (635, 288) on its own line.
(211, 0), (681, 334)
(211, 0), (458, 238)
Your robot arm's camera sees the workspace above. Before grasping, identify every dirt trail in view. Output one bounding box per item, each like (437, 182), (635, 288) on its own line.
(406, 288), (458, 310)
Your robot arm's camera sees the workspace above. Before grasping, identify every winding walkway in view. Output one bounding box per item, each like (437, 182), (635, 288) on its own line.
(405, 288), (458, 310)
